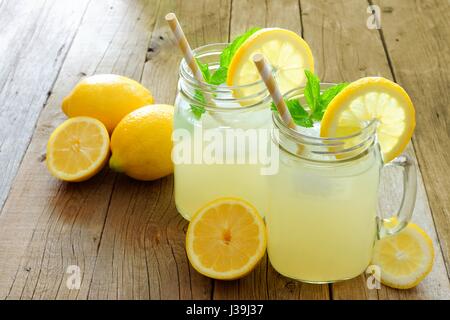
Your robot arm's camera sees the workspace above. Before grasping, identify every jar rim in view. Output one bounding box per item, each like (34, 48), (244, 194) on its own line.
(274, 85), (378, 143)
(272, 84), (378, 161)
(179, 43), (271, 111)
(180, 43), (266, 90)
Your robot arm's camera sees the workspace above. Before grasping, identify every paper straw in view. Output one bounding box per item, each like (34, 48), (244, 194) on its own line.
(165, 13), (205, 83)
(165, 12), (216, 108)
(253, 54), (297, 130)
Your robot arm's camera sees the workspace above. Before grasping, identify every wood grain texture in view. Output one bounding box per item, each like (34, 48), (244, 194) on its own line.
(0, 0), (160, 299)
(0, 0), (90, 210)
(0, 0), (448, 300)
(376, 0), (450, 277)
(0, 0), (232, 300)
(300, 0), (450, 299)
(89, 0), (232, 299)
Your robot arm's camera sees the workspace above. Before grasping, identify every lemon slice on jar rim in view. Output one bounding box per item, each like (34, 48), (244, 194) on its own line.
(227, 28), (314, 103)
(320, 77), (415, 162)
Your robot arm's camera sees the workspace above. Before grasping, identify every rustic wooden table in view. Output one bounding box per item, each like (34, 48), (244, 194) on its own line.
(0, 0), (449, 300)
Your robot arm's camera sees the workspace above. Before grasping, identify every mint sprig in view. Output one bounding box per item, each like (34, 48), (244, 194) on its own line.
(271, 99), (313, 127)
(196, 58), (211, 82)
(314, 82), (349, 120)
(190, 89), (206, 119)
(190, 27), (261, 118)
(195, 27), (260, 85)
(271, 71), (348, 127)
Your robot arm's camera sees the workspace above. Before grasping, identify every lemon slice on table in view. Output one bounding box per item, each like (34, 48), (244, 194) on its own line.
(320, 77), (415, 162)
(46, 117), (110, 182)
(227, 28), (314, 101)
(371, 222), (434, 289)
(186, 198), (266, 280)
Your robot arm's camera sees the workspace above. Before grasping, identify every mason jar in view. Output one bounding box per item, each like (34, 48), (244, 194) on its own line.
(266, 85), (417, 283)
(172, 43), (273, 220)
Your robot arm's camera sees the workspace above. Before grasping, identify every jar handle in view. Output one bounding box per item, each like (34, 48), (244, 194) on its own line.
(378, 154), (417, 238)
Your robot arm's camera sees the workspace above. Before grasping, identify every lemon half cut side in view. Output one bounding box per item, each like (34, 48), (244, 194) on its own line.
(186, 197), (267, 280)
(46, 117), (110, 182)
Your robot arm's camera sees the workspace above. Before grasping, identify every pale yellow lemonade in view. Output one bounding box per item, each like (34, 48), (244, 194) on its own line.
(172, 42), (278, 221)
(266, 122), (382, 282)
(175, 162), (269, 220)
(173, 97), (272, 220)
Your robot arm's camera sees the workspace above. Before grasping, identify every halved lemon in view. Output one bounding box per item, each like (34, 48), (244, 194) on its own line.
(227, 28), (314, 101)
(46, 117), (110, 182)
(320, 77), (415, 162)
(186, 198), (266, 280)
(371, 222), (434, 289)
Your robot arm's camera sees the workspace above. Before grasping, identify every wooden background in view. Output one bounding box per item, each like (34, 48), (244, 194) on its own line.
(0, 0), (449, 299)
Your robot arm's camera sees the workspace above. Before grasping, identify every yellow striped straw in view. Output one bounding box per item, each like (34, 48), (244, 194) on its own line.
(165, 12), (216, 108)
(165, 13), (205, 83)
(253, 53), (296, 129)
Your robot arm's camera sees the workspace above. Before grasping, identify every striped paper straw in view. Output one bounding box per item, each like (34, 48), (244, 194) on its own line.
(165, 13), (205, 83)
(253, 54), (297, 129)
(165, 12), (216, 108)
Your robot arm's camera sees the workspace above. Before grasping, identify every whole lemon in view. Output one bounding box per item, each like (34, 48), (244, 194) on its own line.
(110, 104), (174, 181)
(62, 74), (154, 132)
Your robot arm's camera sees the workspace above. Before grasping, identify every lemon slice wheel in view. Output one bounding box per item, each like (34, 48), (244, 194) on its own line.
(46, 117), (110, 182)
(227, 28), (314, 102)
(320, 77), (415, 162)
(186, 198), (266, 280)
(372, 223), (434, 289)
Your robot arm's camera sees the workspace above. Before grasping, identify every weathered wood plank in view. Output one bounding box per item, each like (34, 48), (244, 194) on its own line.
(0, 0), (90, 210)
(300, 0), (450, 299)
(0, 0), (448, 301)
(0, 0), (160, 300)
(87, 0), (232, 300)
(212, 0), (330, 300)
(376, 0), (450, 278)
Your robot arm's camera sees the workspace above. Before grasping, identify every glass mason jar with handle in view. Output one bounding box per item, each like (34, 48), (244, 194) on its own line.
(173, 43), (273, 220)
(266, 85), (417, 283)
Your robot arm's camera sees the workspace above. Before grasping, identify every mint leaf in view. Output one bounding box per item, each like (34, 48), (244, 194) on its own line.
(209, 66), (228, 85)
(318, 83), (349, 108)
(191, 27), (261, 114)
(206, 27), (261, 85)
(222, 27), (261, 68)
(286, 99), (313, 128)
(271, 99), (313, 127)
(304, 70), (321, 114)
(191, 104), (206, 119)
(196, 58), (210, 82)
(270, 72), (348, 127)
(220, 44), (233, 68)
(312, 82), (349, 120)
(190, 89), (206, 120)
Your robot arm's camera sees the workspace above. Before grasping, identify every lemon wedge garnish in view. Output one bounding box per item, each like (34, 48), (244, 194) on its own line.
(227, 28), (314, 100)
(320, 77), (415, 162)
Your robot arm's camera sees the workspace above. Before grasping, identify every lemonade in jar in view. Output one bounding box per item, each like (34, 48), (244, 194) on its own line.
(264, 78), (418, 282)
(172, 43), (272, 220)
